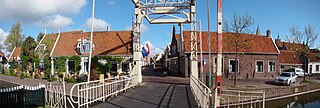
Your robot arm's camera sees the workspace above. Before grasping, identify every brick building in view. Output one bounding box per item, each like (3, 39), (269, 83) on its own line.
(35, 30), (133, 76)
(165, 27), (280, 82)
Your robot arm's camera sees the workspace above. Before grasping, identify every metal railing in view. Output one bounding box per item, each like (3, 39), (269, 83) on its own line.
(68, 74), (138, 108)
(190, 75), (213, 108)
(46, 82), (67, 108)
(220, 90), (265, 108)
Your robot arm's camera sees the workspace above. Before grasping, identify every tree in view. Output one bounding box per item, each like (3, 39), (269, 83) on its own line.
(223, 13), (255, 86)
(36, 32), (45, 42)
(4, 22), (24, 52)
(21, 36), (37, 74)
(286, 25), (318, 81)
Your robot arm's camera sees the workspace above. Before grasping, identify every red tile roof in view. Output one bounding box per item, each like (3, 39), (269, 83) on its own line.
(8, 47), (21, 62)
(279, 50), (302, 64)
(307, 53), (320, 62)
(275, 41), (305, 51)
(46, 31), (133, 57)
(182, 31), (279, 54)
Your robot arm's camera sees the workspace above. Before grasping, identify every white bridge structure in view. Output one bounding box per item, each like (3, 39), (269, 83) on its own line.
(44, 0), (265, 108)
(131, 0), (212, 107)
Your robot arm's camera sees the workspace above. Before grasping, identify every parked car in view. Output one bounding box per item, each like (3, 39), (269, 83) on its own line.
(153, 63), (162, 71)
(284, 68), (306, 77)
(274, 72), (297, 86)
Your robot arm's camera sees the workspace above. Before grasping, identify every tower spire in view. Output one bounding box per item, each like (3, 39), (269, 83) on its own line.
(256, 24), (261, 35)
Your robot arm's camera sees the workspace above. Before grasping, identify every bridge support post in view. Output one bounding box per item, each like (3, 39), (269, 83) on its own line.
(132, 6), (144, 84)
(190, 3), (198, 79)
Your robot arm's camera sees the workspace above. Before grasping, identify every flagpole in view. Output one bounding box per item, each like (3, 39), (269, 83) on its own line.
(88, 0), (95, 82)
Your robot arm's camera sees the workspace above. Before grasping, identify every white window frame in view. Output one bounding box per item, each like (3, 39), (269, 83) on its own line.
(229, 59), (239, 73)
(214, 57), (224, 73)
(316, 65), (320, 72)
(256, 60), (264, 73)
(268, 60), (276, 72)
(111, 61), (118, 72)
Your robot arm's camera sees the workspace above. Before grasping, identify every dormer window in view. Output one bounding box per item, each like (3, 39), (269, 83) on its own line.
(39, 44), (46, 53)
(76, 37), (94, 53)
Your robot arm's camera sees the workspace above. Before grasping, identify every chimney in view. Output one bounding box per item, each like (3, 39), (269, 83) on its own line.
(266, 29), (271, 37)
(275, 32), (281, 42)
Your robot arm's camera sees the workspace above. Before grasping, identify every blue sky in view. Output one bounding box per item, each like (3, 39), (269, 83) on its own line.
(0, 0), (319, 55)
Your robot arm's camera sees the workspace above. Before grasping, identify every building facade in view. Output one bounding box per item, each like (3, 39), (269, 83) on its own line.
(35, 30), (133, 76)
(165, 27), (281, 82)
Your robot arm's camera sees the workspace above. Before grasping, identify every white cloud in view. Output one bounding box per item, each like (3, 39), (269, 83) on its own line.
(84, 17), (111, 31)
(106, 0), (116, 5)
(140, 24), (149, 34)
(125, 24), (149, 34)
(142, 41), (163, 56)
(0, 0), (87, 27)
(0, 28), (9, 45)
(0, 28), (10, 55)
(36, 15), (74, 29)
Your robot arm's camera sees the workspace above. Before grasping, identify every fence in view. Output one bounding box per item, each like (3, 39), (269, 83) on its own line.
(220, 90), (265, 108)
(0, 84), (45, 107)
(190, 75), (213, 108)
(67, 74), (138, 108)
(46, 82), (67, 108)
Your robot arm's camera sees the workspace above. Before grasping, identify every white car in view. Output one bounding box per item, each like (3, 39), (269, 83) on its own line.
(274, 72), (297, 86)
(293, 68), (306, 77)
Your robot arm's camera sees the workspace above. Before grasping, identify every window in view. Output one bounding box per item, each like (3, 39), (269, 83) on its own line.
(84, 61), (89, 73)
(280, 65), (284, 72)
(76, 38), (94, 53)
(309, 65), (312, 73)
(68, 60), (75, 74)
(111, 62), (117, 72)
(39, 44), (46, 53)
(122, 62), (130, 72)
(214, 57), (224, 73)
(268, 61), (276, 72)
(256, 61), (264, 72)
(316, 65), (320, 72)
(229, 59), (238, 73)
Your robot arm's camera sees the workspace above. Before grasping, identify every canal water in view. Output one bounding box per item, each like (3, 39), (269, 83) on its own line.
(266, 91), (320, 108)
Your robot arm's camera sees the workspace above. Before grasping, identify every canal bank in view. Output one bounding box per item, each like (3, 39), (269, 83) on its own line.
(222, 76), (320, 107)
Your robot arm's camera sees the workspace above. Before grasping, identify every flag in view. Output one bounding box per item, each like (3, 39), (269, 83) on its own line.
(141, 47), (148, 58)
(146, 43), (150, 55)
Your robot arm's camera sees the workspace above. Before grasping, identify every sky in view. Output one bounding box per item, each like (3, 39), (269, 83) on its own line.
(0, 0), (319, 56)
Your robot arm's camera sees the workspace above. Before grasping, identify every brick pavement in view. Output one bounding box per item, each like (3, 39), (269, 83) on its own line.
(91, 67), (198, 108)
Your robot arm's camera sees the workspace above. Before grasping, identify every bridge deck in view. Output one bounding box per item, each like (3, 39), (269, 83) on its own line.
(91, 67), (198, 108)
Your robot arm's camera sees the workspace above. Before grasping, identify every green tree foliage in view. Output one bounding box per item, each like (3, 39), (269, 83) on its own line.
(92, 56), (123, 74)
(54, 56), (66, 74)
(36, 32), (45, 42)
(4, 22), (24, 52)
(21, 36), (37, 72)
(43, 56), (52, 78)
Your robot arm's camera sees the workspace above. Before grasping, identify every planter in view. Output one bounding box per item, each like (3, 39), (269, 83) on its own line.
(99, 74), (104, 83)
(106, 73), (111, 79)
